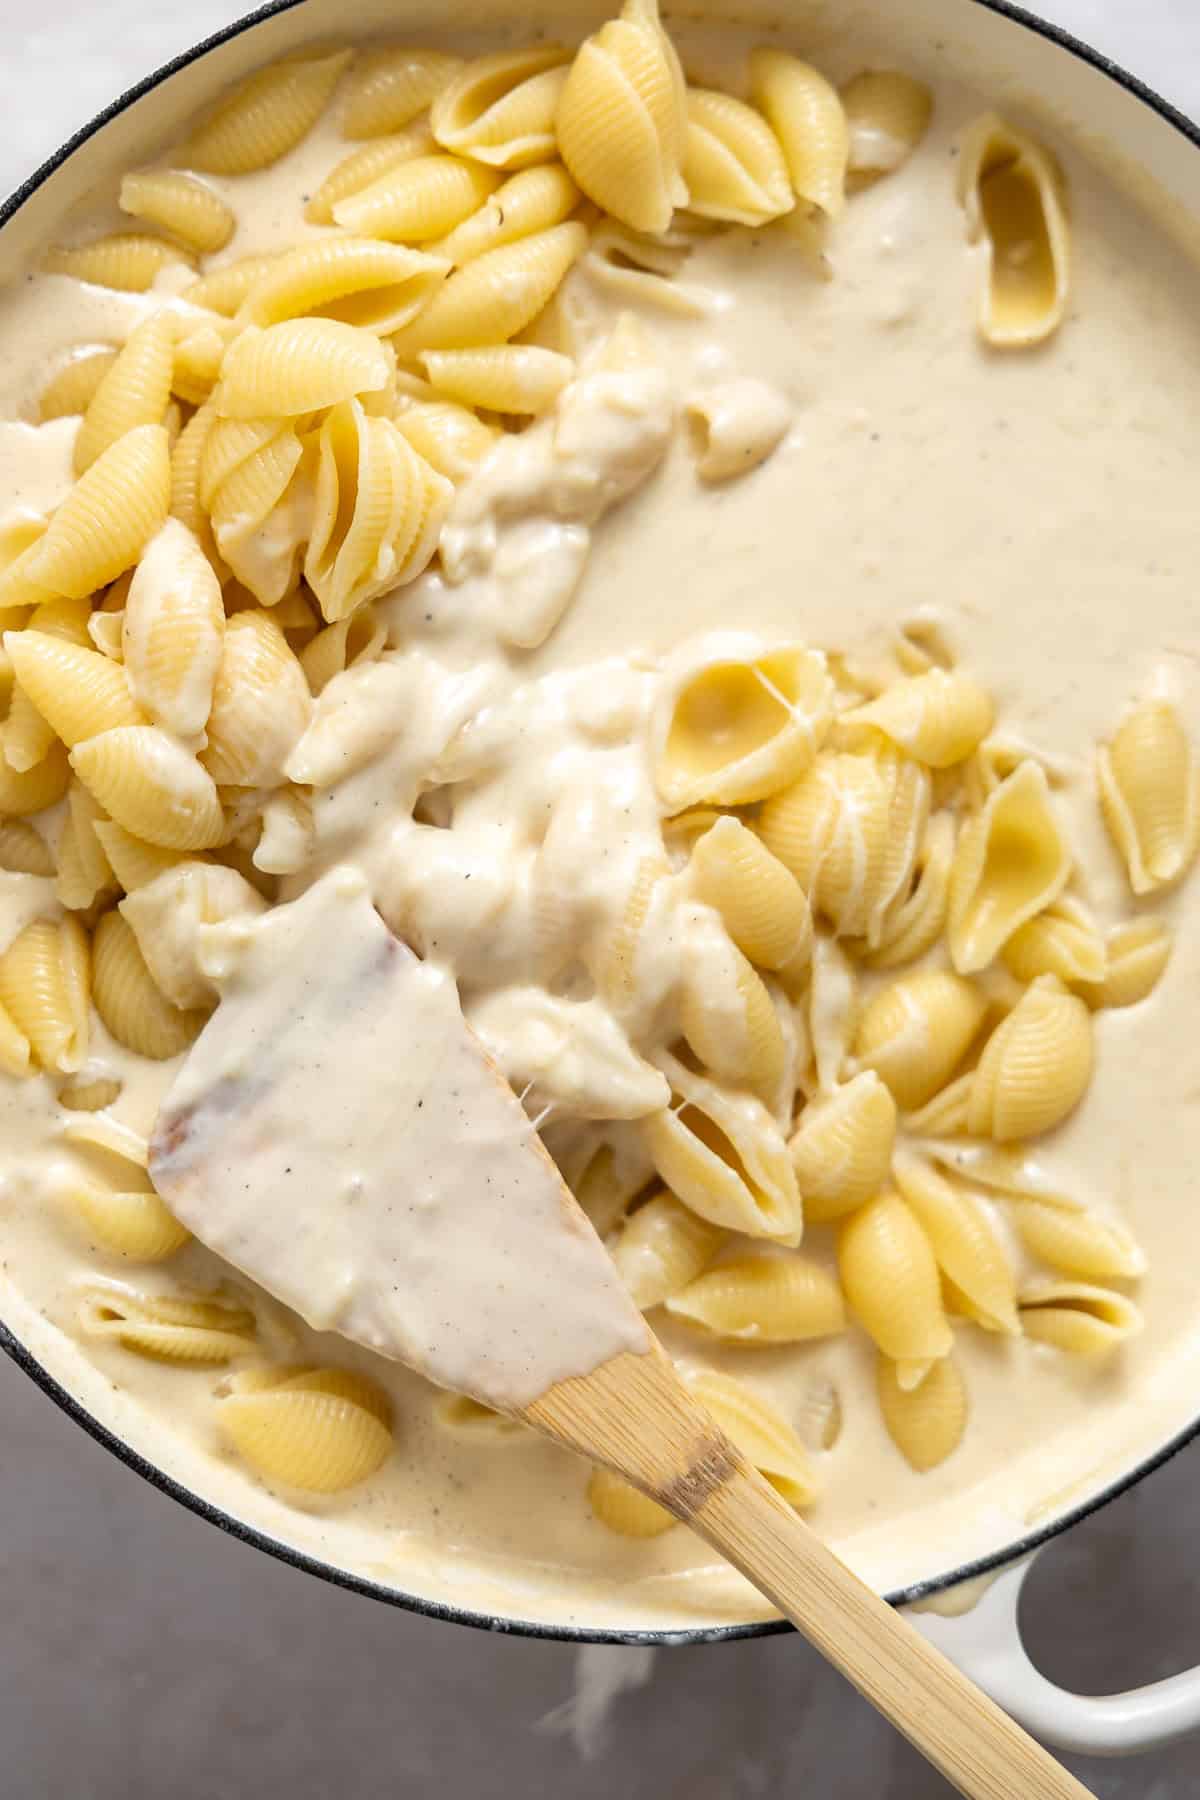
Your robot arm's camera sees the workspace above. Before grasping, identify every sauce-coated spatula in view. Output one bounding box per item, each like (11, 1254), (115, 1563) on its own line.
(150, 871), (1094, 1800)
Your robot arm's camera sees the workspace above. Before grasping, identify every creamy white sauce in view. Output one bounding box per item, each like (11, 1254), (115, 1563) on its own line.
(0, 29), (1198, 1633)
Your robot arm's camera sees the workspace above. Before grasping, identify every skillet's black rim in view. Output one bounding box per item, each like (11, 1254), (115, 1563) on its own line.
(2, 0), (1200, 1645)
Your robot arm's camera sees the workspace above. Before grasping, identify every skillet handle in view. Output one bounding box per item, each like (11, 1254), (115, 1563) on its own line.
(907, 1554), (1200, 1756)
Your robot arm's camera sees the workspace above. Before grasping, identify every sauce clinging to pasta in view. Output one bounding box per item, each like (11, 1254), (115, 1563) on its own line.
(0, 4), (1199, 1630)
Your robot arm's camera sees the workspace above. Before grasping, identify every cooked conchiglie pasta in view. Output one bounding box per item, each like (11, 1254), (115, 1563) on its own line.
(678, 938), (787, 1104)
(298, 605), (385, 696)
(199, 610), (312, 789)
(57, 782), (117, 912)
(639, 1048), (801, 1241)
(237, 238), (449, 342)
(420, 345), (574, 414)
(92, 911), (209, 1058)
(78, 1287), (256, 1362)
(183, 254), (284, 318)
(688, 1371), (817, 1506)
(891, 1150), (1018, 1334)
(569, 1140), (648, 1238)
(689, 815), (812, 974)
(182, 49), (352, 174)
(842, 70), (933, 187)
(119, 170), (235, 254)
(684, 377), (793, 484)
(665, 1253), (845, 1345)
(432, 163), (580, 264)
(170, 312), (239, 406)
(967, 975), (1092, 1141)
(840, 669), (993, 769)
(24, 424), (170, 598)
(4, 632), (142, 748)
(588, 1466), (676, 1536)
(1018, 1281), (1142, 1354)
(853, 969), (987, 1113)
(948, 760), (1073, 974)
(207, 431), (307, 605)
(198, 416), (284, 513)
(556, 0), (687, 233)
(1002, 895), (1106, 986)
(838, 1190), (953, 1369)
(342, 46), (463, 138)
(432, 1392), (525, 1439)
(219, 1364), (394, 1492)
(957, 113), (1070, 348)
(332, 154), (501, 241)
(39, 348), (119, 422)
(1013, 1198), (1145, 1281)
(69, 1179), (191, 1261)
(1097, 697), (1200, 895)
(120, 862), (266, 1009)
(0, 1000), (31, 1077)
(122, 518), (224, 743)
(0, 916), (88, 1073)
(168, 401), (220, 563)
(42, 234), (193, 293)
(656, 640), (833, 810)
(57, 1072), (123, 1112)
(431, 45), (569, 169)
(682, 88), (793, 226)
(748, 49), (849, 220)
(877, 1351), (966, 1472)
(1082, 917), (1172, 1010)
(93, 821), (187, 892)
(0, 738), (70, 816)
(865, 811), (955, 970)
(305, 400), (453, 621)
(389, 221), (589, 356)
(757, 752), (891, 940)
(788, 1070), (896, 1222)
(609, 1188), (724, 1309)
(0, 818), (54, 877)
(304, 121), (436, 223)
(71, 726), (226, 851)
(216, 318), (392, 419)
(393, 399), (501, 482)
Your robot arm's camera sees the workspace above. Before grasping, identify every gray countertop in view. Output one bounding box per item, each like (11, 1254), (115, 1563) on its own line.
(3, 3), (1200, 1795)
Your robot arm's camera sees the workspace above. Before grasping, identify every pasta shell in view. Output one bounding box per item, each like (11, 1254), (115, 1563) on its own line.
(169, 400), (222, 572)
(123, 518), (224, 743)
(966, 975), (1093, 1141)
(892, 1150), (1018, 1333)
(688, 1371), (817, 1506)
(183, 50), (352, 174)
(332, 154), (501, 241)
(0, 737), (70, 816)
(1014, 1199), (1145, 1281)
(304, 122), (436, 224)
(557, 0), (686, 233)
(238, 238), (449, 338)
(854, 969), (987, 1113)
(431, 46), (570, 169)
(657, 639), (833, 810)
(393, 400), (500, 481)
(71, 727), (226, 851)
(57, 1072), (123, 1111)
(78, 1287), (256, 1362)
(865, 811), (955, 970)
(93, 822), (188, 893)
(120, 862), (266, 1008)
(183, 254), (285, 318)
(70, 1181), (191, 1261)
(947, 760), (1072, 974)
(0, 997), (31, 1077)
(678, 940), (787, 1104)
(170, 312), (239, 407)
(665, 1253), (845, 1345)
(838, 1190), (952, 1366)
(342, 47), (463, 138)
(0, 818), (54, 877)
(639, 1047), (801, 1241)
(1002, 895), (1106, 986)
(958, 114), (1069, 348)
(1097, 697), (1200, 894)
(92, 911), (208, 1058)
(299, 606), (385, 696)
(588, 1467), (675, 1536)
(420, 346), (573, 415)
(119, 170), (235, 253)
(43, 235), (193, 293)
(305, 400), (452, 622)
(5, 631), (142, 747)
(1081, 917), (1172, 1010)
(805, 931), (858, 1092)
(25, 425), (170, 598)
(840, 670), (993, 769)
(843, 70), (933, 186)
(570, 1140), (648, 1238)
(0, 916), (87, 1072)
(218, 1364), (393, 1492)
(758, 752), (891, 939)
(216, 319), (392, 419)
(789, 1070), (896, 1222)
(4, 596), (90, 772)
(432, 163), (580, 265)
(57, 781), (117, 912)
(389, 222), (588, 356)
(684, 378), (793, 485)
(39, 348), (119, 422)
(1018, 1281), (1141, 1354)
(877, 1351), (965, 1472)
(749, 49), (849, 219)
(689, 814), (811, 975)
(201, 610), (313, 788)
(253, 786), (314, 876)
(609, 1188), (724, 1309)
(683, 87), (792, 226)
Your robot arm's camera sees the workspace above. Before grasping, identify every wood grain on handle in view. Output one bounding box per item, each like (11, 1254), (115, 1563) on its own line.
(526, 1346), (1096, 1800)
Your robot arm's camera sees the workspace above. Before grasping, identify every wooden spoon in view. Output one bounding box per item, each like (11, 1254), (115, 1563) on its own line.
(150, 873), (1094, 1800)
